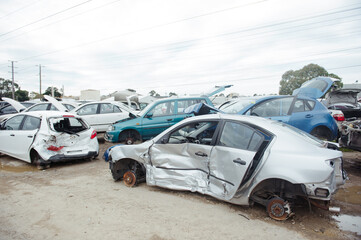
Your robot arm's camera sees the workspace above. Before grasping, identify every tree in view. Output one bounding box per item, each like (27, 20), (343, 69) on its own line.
(0, 78), (19, 98)
(44, 87), (62, 98)
(15, 89), (29, 101)
(279, 64), (342, 95)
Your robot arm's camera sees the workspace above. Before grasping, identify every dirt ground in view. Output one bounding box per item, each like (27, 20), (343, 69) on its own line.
(0, 137), (360, 240)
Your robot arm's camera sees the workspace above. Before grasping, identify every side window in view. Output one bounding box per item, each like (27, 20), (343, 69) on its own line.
(3, 115), (24, 130)
(0, 105), (16, 114)
(168, 121), (219, 145)
(27, 103), (49, 112)
(49, 104), (58, 111)
(177, 99), (203, 114)
(100, 103), (118, 114)
(113, 105), (121, 113)
(149, 101), (175, 117)
(305, 100), (315, 111)
(77, 104), (98, 115)
(251, 97), (293, 117)
(22, 116), (41, 130)
(63, 104), (75, 111)
(292, 99), (305, 113)
(219, 122), (263, 151)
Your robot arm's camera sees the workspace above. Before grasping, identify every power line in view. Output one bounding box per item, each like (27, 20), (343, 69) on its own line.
(0, 0), (41, 20)
(16, 4), (361, 62)
(0, 0), (123, 43)
(0, 0), (93, 38)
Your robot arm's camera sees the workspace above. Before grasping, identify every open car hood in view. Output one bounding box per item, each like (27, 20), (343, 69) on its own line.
(43, 95), (68, 112)
(324, 88), (361, 106)
(1, 97), (24, 112)
(292, 77), (339, 99)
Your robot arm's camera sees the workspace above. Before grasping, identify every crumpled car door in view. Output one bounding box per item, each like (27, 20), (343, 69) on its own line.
(207, 121), (262, 200)
(148, 143), (212, 193)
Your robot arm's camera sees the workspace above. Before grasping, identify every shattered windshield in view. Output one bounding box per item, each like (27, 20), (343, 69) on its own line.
(48, 116), (88, 134)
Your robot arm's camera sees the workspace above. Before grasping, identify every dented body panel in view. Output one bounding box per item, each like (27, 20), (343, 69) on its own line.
(107, 114), (345, 209)
(0, 111), (99, 164)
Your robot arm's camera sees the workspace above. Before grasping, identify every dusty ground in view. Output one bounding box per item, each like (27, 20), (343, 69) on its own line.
(0, 137), (360, 240)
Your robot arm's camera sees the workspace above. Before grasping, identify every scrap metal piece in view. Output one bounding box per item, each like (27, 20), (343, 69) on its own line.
(266, 197), (292, 221)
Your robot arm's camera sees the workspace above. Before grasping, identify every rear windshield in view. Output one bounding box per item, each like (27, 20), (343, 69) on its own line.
(221, 99), (256, 114)
(302, 79), (328, 92)
(48, 116), (88, 134)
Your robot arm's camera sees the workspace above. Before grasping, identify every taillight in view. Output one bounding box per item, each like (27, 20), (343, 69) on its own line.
(333, 114), (345, 121)
(91, 130), (97, 139)
(47, 145), (64, 151)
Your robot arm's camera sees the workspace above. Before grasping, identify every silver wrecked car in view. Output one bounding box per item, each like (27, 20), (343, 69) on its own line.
(105, 114), (346, 220)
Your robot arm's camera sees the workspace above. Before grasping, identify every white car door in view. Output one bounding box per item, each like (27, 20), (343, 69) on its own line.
(75, 103), (99, 131)
(98, 103), (128, 132)
(208, 121), (264, 200)
(0, 115), (40, 162)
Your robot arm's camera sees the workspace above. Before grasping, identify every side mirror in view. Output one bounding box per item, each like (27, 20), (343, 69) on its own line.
(161, 138), (168, 144)
(19, 108), (25, 112)
(146, 113), (153, 118)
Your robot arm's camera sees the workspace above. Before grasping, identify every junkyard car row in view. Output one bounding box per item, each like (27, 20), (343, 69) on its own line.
(0, 76), (359, 220)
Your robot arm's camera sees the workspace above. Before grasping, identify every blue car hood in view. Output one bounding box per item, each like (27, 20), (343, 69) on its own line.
(292, 77), (339, 99)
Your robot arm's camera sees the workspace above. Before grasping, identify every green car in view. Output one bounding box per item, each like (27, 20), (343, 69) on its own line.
(105, 97), (214, 144)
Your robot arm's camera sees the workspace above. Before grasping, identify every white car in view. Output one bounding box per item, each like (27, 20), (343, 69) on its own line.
(0, 111), (99, 168)
(71, 101), (135, 132)
(105, 114), (346, 220)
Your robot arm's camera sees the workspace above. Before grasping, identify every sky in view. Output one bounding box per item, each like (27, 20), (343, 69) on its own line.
(0, 0), (360, 97)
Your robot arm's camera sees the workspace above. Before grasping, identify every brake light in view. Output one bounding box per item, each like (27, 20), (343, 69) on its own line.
(62, 115), (74, 117)
(47, 145), (64, 151)
(333, 113), (345, 121)
(91, 130), (97, 139)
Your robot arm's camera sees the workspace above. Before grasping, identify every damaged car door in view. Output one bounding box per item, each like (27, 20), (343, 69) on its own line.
(148, 120), (220, 193)
(0, 115), (40, 160)
(208, 121), (264, 200)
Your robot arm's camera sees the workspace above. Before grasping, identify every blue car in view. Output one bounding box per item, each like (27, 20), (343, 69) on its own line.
(105, 96), (214, 143)
(220, 77), (339, 140)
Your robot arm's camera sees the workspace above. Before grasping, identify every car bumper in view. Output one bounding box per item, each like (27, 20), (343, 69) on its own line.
(104, 131), (118, 143)
(47, 151), (98, 163)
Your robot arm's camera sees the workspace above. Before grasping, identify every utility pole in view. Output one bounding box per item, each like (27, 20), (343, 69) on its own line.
(38, 64), (42, 94)
(8, 60), (17, 99)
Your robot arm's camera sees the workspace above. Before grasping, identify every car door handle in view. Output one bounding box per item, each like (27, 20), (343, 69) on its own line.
(167, 119), (173, 121)
(195, 151), (208, 157)
(27, 135), (33, 138)
(233, 158), (246, 165)
(305, 114), (313, 118)
(10, 134), (15, 137)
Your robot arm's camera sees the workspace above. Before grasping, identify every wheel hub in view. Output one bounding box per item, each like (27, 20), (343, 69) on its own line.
(267, 197), (292, 221)
(123, 171), (136, 187)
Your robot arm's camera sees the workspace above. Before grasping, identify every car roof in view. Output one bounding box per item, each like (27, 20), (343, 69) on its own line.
(15, 111), (77, 119)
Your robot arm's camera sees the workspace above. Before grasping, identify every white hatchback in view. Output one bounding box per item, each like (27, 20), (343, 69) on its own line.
(0, 111), (99, 168)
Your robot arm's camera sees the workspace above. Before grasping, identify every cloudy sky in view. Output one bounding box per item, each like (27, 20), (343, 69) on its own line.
(0, 0), (360, 97)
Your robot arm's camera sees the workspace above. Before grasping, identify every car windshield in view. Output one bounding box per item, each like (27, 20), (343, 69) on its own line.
(138, 102), (156, 117)
(221, 99), (257, 114)
(48, 116), (88, 134)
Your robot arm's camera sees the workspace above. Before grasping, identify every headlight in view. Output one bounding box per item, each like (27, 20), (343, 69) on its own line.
(107, 125), (115, 132)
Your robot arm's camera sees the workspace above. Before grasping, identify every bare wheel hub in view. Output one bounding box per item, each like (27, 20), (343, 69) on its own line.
(267, 197), (292, 221)
(123, 171), (137, 187)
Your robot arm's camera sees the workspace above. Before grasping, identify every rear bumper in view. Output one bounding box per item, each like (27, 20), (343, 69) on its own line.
(47, 151), (98, 163)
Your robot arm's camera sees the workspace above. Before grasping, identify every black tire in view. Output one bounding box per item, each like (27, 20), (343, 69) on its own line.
(310, 126), (332, 141)
(118, 130), (141, 144)
(31, 151), (50, 170)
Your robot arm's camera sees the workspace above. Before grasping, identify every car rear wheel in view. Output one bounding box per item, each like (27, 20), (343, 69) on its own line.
(310, 126), (332, 140)
(31, 151), (50, 170)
